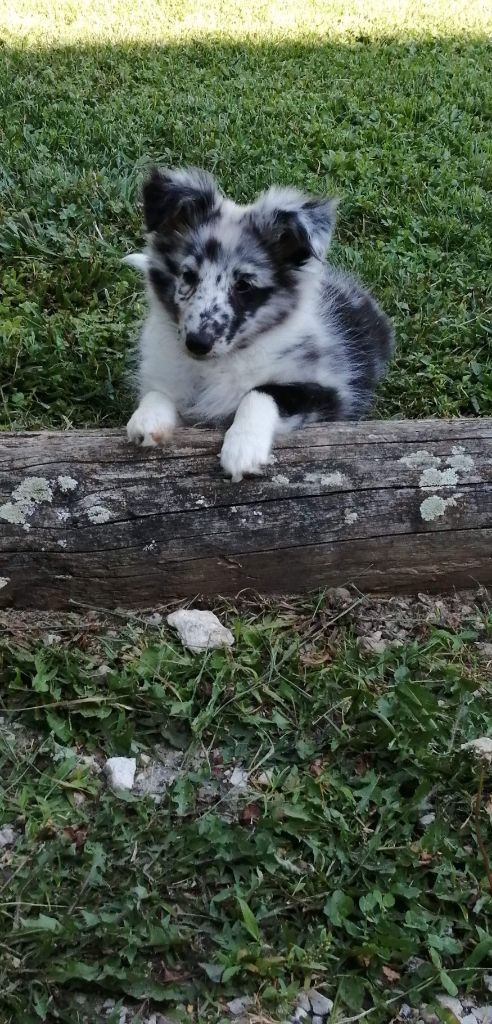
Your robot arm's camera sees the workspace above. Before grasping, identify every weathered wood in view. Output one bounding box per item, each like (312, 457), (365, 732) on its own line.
(0, 420), (491, 608)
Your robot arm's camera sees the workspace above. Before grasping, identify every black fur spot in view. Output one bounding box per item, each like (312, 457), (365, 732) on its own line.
(143, 167), (219, 235)
(204, 237), (222, 261)
(256, 383), (342, 421)
(148, 267), (178, 321)
(225, 283), (276, 342)
(324, 279), (394, 412)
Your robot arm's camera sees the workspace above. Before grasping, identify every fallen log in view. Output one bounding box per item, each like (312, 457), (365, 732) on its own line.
(0, 419), (491, 609)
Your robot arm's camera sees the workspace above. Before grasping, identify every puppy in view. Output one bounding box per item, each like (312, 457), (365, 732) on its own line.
(125, 168), (394, 481)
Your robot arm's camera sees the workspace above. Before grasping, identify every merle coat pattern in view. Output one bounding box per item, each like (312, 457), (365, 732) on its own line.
(125, 167), (394, 481)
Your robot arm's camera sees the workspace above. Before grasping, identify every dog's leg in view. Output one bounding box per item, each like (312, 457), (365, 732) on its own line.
(220, 391), (279, 482)
(126, 390), (177, 447)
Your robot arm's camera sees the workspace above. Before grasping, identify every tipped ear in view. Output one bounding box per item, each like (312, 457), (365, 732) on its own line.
(251, 187), (338, 265)
(122, 252), (149, 272)
(142, 167), (221, 235)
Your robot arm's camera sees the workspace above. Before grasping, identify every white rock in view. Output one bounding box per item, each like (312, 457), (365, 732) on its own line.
(0, 825), (18, 848)
(313, 1017), (325, 1024)
(358, 634), (388, 655)
(296, 993), (311, 1012)
(167, 609), (234, 653)
(293, 1009), (309, 1022)
(475, 1007), (492, 1023)
(227, 766), (249, 789)
(461, 1016), (478, 1024)
(227, 996), (254, 1014)
(437, 995), (463, 1017)
(399, 1005), (414, 1020)
(420, 813), (436, 826)
(461, 737), (492, 764)
(104, 757), (136, 791)
(307, 989), (334, 1016)
(256, 769), (274, 787)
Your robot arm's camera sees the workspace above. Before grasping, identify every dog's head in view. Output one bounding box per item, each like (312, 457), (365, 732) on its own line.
(126, 167), (337, 359)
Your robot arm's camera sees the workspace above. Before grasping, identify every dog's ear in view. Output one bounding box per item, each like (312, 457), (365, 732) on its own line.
(143, 167), (221, 235)
(251, 186), (337, 265)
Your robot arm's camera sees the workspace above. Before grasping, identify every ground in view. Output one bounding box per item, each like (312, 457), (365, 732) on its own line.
(1, 590), (492, 1022)
(1, 1), (492, 1022)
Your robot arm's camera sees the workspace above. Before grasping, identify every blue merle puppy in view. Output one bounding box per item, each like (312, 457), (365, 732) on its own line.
(125, 167), (394, 481)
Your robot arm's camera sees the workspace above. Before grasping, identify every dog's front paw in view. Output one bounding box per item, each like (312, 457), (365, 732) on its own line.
(220, 427), (273, 482)
(126, 393), (176, 448)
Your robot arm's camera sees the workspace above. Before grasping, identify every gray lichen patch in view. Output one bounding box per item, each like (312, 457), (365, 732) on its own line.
(0, 475), (53, 526)
(0, 501), (27, 525)
(420, 494), (459, 521)
(272, 474), (290, 486)
(446, 446), (475, 472)
(12, 477), (53, 505)
(344, 510), (358, 525)
(57, 539), (67, 548)
(57, 475), (78, 493)
(305, 471), (348, 487)
(87, 505), (112, 525)
(400, 449), (440, 469)
(419, 466), (458, 489)
(0, 577), (10, 589)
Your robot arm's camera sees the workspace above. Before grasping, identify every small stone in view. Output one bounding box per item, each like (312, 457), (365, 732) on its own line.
(399, 1005), (414, 1020)
(147, 612), (163, 625)
(331, 587), (352, 604)
(307, 989), (334, 1016)
(420, 813), (435, 826)
(227, 996), (254, 1015)
(461, 737), (492, 764)
(461, 1016), (478, 1024)
(358, 633), (387, 655)
(436, 995), (463, 1017)
(296, 992), (311, 1012)
(0, 825), (18, 848)
(140, 753), (151, 766)
(294, 1009), (309, 1022)
(227, 766), (249, 789)
(478, 643), (492, 660)
(313, 1017), (324, 1024)
(256, 769), (274, 787)
(485, 978), (492, 994)
(167, 609), (234, 653)
(104, 757), (136, 791)
(475, 1008), (492, 1023)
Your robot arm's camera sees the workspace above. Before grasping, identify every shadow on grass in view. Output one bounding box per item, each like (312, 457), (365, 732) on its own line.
(0, 34), (490, 428)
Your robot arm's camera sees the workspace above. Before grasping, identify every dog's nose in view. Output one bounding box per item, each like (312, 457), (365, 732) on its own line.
(185, 332), (214, 357)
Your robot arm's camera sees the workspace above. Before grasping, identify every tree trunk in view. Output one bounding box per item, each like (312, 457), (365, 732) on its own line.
(1, 420), (490, 609)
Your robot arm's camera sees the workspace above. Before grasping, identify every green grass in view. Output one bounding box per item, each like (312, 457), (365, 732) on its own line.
(1, 594), (492, 1022)
(0, 0), (491, 429)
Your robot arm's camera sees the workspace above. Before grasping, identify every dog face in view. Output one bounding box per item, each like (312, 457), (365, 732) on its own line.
(131, 167), (337, 359)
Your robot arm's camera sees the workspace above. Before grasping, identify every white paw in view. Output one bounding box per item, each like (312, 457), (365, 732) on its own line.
(220, 427), (273, 482)
(126, 394), (176, 448)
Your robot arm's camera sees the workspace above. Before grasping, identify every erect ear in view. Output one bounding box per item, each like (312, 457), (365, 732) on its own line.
(142, 167), (221, 235)
(251, 186), (338, 265)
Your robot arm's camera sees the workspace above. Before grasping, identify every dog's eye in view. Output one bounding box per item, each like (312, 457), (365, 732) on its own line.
(182, 268), (198, 288)
(235, 276), (255, 294)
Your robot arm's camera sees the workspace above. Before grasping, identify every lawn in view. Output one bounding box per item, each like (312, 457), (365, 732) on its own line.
(1, 2), (492, 1023)
(0, 1), (491, 429)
